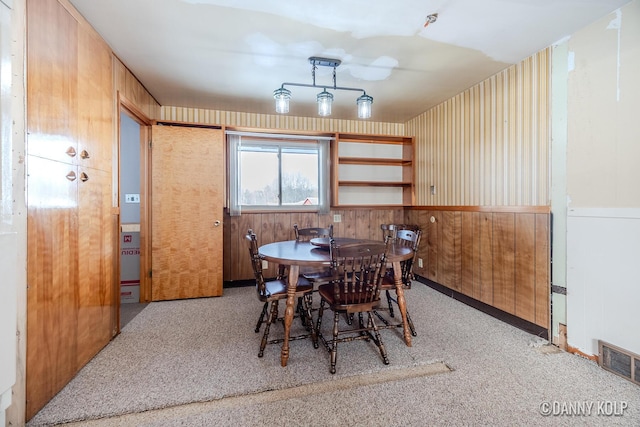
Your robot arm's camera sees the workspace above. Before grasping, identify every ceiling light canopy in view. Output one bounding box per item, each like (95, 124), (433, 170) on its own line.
(273, 56), (373, 119)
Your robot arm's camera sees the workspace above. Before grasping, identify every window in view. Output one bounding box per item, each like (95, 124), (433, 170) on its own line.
(227, 131), (331, 215)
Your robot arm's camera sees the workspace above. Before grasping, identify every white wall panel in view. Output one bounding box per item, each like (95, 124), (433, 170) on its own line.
(567, 208), (640, 356)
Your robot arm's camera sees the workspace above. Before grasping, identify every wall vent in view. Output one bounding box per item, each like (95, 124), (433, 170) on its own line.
(598, 340), (640, 386)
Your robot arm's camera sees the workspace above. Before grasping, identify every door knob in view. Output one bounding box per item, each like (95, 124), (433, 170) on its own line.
(214, 220), (221, 227)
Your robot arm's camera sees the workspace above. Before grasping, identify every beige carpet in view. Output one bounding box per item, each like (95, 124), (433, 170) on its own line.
(27, 284), (640, 426)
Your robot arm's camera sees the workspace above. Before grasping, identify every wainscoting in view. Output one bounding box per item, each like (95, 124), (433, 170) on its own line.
(406, 207), (550, 329)
(224, 206), (550, 330)
(223, 208), (404, 281)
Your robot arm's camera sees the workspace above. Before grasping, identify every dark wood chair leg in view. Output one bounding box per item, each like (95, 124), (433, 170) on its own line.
(304, 294), (319, 348)
(369, 312), (390, 365)
(315, 299), (326, 340)
(406, 309), (417, 336)
(385, 289), (395, 318)
(255, 301), (268, 333)
(259, 301), (278, 357)
(330, 311), (340, 374)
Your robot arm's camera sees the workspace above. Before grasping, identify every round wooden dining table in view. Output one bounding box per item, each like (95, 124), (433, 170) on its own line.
(258, 238), (414, 367)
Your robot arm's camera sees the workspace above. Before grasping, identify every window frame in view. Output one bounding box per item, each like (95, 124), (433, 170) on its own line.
(227, 131), (332, 215)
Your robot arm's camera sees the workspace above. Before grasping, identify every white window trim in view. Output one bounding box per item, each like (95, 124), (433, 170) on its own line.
(227, 131), (332, 216)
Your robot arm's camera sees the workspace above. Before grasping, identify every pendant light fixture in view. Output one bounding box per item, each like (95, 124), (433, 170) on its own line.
(273, 57), (373, 119)
(273, 87), (291, 114)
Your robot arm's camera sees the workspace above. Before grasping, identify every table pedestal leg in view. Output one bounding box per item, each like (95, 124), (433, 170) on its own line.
(281, 265), (299, 366)
(392, 260), (412, 347)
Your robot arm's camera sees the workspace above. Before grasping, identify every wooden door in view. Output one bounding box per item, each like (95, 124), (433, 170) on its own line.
(151, 125), (224, 300)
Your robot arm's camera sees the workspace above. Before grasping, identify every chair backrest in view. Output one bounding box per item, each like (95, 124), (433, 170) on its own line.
(329, 241), (387, 305)
(396, 224), (420, 233)
(381, 224), (420, 243)
(396, 229), (420, 250)
(246, 229), (268, 297)
(294, 224), (333, 241)
(394, 229), (421, 286)
(380, 223), (397, 243)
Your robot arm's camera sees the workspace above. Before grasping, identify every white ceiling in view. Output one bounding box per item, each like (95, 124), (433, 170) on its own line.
(68, 0), (630, 123)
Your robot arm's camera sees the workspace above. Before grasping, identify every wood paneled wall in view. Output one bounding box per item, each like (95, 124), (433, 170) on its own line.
(26, 0), (117, 418)
(224, 205), (550, 329)
(407, 49), (550, 206)
(160, 106), (405, 136)
(58, 0), (160, 121)
(114, 58), (160, 120)
(406, 206), (550, 328)
(19, 1), (162, 421)
(224, 208), (404, 281)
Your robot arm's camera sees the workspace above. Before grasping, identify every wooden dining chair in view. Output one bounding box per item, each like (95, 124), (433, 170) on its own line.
(315, 240), (390, 374)
(246, 229), (318, 357)
(293, 223), (333, 241)
(375, 228), (421, 337)
(293, 223), (334, 284)
(380, 223), (397, 243)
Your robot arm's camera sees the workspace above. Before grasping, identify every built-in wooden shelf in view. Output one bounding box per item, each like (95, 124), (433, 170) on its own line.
(338, 181), (413, 187)
(331, 133), (414, 207)
(338, 157), (412, 166)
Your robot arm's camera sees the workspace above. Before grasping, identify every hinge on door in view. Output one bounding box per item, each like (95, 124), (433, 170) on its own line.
(149, 140), (152, 149)
(149, 270), (152, 278)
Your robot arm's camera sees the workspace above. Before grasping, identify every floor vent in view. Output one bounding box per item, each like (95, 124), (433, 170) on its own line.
(598, 340), (640, 386)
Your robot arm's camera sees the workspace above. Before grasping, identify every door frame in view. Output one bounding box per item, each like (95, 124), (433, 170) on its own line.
(118, 94), (152, 319)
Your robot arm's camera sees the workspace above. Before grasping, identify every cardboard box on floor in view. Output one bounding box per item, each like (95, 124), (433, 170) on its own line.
(120, 231), (140, 304)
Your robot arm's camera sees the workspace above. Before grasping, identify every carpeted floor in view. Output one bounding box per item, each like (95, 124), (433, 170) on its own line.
(27, 283), (640, 426)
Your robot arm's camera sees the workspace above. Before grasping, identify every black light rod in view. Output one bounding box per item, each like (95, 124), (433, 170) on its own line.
(279, 82), (366, 94)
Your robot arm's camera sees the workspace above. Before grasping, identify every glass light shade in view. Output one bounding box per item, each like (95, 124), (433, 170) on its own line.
(273, 87), (291, 114)
(357, 93), (373, 119)
(317, 90), (333, 116)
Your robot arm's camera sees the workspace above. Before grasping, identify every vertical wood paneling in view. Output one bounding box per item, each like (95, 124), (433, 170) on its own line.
(355, 210), (372, 239)
(26, 0), (117, 417)
(160, 106), (406, 137)
(227, 206), (550, 330)
(440, 211), (461, 291)
(26, 156), (79, 419)
(234, 213), (257, 279)
(113, 57), (160, 120)
(77, 28), (112, 171)
(342, 210), (357, 238)
(535, 214), (550, 328)
(515, 214), (536, 323)
(77, 167), (114, 367)
(26, 0), (78, 163)
(226, 208), (408, 281)
(406, 49), (550, 207)
(426, 211), (440, 282)
(406, 207), (549, 329)
(479, 212), (494, 305)
(461, 212), (479, 299)
(492, 213), (515, 314)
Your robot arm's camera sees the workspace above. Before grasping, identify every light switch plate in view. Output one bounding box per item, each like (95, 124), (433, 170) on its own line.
(125, 194), (140, 203)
